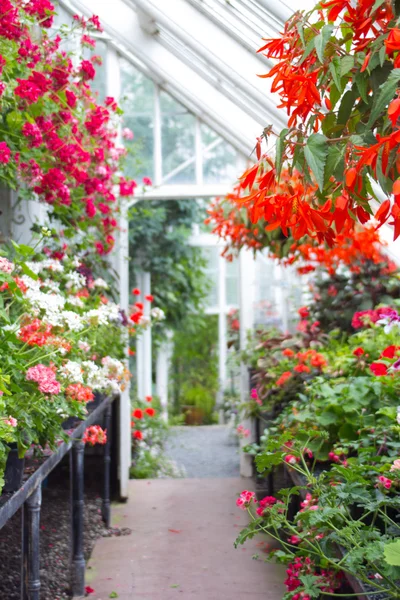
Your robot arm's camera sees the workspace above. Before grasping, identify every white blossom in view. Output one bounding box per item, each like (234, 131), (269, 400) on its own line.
(150, 307), (166, 321)
(59, 360), (83, 383)
(93, 278), (108, 289)
(61, 310), (84, 331)
(65, 272), (86, 289)
(66, 296), (84, 309)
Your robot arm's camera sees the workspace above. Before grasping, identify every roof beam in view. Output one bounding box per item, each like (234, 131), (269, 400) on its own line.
(128, 0), (286, 128)
(130, 183), (231, 205)
(59, 0), (266, 156)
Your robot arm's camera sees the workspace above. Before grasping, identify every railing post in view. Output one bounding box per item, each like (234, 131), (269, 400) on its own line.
(21, 485), (42, 600)
(102, 403), (112, 527)
(71, 438), (85, 596)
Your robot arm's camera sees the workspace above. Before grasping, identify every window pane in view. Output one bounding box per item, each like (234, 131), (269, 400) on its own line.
(120, 58), (154, 181)
(226, 258), (239, 305)
(161, 91), (195, 184)
(88, 40), (108, 102)
(201, 123), (237, 184)
(202, 247), (218, 308)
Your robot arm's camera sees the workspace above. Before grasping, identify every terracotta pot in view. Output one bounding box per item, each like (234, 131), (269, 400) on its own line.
(182, 406), (205, 426)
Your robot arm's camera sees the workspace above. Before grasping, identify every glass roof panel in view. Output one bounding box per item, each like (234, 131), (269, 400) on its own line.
(120, 58), (155, 181)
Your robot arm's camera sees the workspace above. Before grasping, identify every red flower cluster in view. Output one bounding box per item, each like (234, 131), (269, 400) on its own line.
(83, 425), (107, 446)
(18, 318), (52, 346)
(65, 383), (94, 403)
(285, 556), (341, 599)
(351, 307), (393, 329)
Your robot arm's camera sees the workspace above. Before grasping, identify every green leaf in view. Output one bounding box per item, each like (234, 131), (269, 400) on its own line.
(315, 25), (333, 62)
(304, 133), (328, 191)
(384, 540), (400, 566)
(324, 145), (345, 183)
(297, 22), (305, 47)
(20, 262), (38, 280)
(299, 37), (316, 65)
(109, 593), (119, 599)
(355, 72), (369, 104)
(6, 111), (23, 130)
(337, 88), (357, 127)
(367, 67), (400, 127)
(372, 0), (387, 10)
(10, 241), (35, 257)
(329, 58), (342, 92)
(275, 128), (288, 179)
(340, 55), (354, 77)
(379, 45), (386, 68)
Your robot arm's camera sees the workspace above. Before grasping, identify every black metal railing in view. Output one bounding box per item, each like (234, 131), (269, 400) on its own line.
(0, 393), (119, 600)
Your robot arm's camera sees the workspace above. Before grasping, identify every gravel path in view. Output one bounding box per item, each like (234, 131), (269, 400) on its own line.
(165, 425), (240, 478)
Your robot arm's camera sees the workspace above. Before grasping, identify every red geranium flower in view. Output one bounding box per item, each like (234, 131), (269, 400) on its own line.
(132, 288), (141, 295)
(298, 306), (309, 318)
(145, 407), (156, 417)
(282, 348), (294, 357)
(381, 345), (400, 359)
(353, 347), (364, 357)
(133, 430), (143, 440)
(132, 409), (143, 419)
(370, 362), (388, 376)
(145, 294), (154, 302)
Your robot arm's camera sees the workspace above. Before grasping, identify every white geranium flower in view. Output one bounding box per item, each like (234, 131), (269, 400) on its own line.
(66, 296), (85, 309)
(59, 360), (83, 383)
(150, 307), (166, 321)
(65, 272), (86, 289)
(93, 278), (108, 289)
(61, 311), (84, 332)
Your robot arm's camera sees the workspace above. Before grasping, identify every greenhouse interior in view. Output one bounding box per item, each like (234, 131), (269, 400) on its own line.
(1, 0), (400, 598)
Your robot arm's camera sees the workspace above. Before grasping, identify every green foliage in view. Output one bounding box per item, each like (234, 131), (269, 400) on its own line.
(384, 540), (400, 567)
(130, 396), (182, 479)
(308, 262), (400, 334)
(170, 314), (218, 423)
(129, 200), (209, 333)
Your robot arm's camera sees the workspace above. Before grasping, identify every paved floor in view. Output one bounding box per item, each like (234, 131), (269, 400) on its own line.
(86, 478), (285, 600)
(164, 425), (240, 478)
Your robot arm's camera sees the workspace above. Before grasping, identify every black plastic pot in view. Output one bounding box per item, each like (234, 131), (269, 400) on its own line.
(3, 444), (25, 493)
(62, 391), (105, 430)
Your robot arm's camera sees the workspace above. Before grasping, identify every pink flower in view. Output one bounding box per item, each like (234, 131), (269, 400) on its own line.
(80, 59), (96, 81)
(237, 425), (250, 438)
(284, 454), (299, 465)
(89, 15), (103, 31)
(236, 490), (256, 509)
(390, 459), (400, 472)
(5, 416), (17, 427)
(83, 425), (107, 446)
(122, 128), (134, 140)
(26, 364), (61, 395)
(377, 475), (392, 489)
(0, 256), (14, 273)
(0, 141), (10, 164)
(288, 535), (301, 545)
(256, 495), (277, 516)
(143, 176), (152, 186)
(119, 178), (137, 196)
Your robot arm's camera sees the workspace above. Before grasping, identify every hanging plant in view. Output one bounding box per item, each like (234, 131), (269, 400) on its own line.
(231, 0), (400, 244)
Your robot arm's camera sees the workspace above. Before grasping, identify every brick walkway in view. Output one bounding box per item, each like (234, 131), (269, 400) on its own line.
(86, 478), (285, 599)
